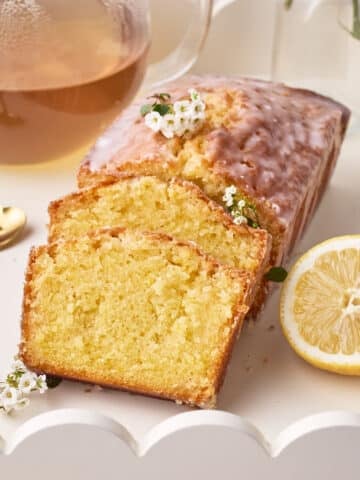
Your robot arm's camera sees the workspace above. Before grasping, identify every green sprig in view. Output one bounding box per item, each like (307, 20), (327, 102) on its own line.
(229, 198), (260, 229)
(140, 93), (173, 117)
(140, 104), (153, 116)
(153, 103), (171, 116)
(265, 266), (288, 283)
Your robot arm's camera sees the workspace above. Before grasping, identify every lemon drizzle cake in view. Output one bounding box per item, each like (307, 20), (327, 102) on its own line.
(48, 175), (271, 307)
(78, 75), (350, 270)
(20, 228), (253, 408)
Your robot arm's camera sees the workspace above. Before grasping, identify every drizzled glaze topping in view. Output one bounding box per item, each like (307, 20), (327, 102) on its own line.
(84, 75), (348, 227)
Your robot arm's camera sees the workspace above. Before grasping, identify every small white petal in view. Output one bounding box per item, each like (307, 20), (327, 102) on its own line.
(238, 199), (246, 209)
(144, 111), (163, 132)
(19, 372), (37, 394)
(11, 359), (26, 372)
(161, 128), (175, 139)
(0, 387), (19, 411)
(37, 375), (48, 394)
(173, 114), (190, 136)
(233, 215), (248, 225)
(162, 113), (176, 128)
(192, 100), (206, 114)
(187, 103), (204, 119)
(173, 100), (191, 114)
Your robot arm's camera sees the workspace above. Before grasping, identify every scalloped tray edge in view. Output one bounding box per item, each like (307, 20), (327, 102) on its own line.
(2, 408), (360, 458)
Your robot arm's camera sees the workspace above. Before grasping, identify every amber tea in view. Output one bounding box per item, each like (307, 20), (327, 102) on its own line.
(0, 0), (149, 164)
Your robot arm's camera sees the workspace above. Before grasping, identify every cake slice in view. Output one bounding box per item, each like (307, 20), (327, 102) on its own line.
(20, 228), (253, 408)
(48, 176), (271, 304)
(78, 75), (350, 270)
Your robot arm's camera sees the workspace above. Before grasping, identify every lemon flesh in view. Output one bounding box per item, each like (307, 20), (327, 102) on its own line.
(280, 235), (360, 374)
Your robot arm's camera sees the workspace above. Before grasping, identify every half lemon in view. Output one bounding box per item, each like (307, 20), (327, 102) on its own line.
(280, 235), (360, 375)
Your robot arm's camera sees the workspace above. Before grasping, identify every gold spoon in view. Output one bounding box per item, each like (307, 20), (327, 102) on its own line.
(0, 206), (27, 249)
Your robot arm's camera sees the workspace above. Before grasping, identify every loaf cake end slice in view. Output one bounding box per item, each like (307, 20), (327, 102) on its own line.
(20, 228), (253, 408)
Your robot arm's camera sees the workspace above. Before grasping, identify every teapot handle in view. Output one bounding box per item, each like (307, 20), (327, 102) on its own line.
(143, 0), (236, 89)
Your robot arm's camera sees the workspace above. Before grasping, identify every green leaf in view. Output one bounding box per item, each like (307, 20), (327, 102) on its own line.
(284, 0), (293, 9)
(247, 219), (259, 229)
(265, 266), (288, 283)
(153, 103), (170, 116)
(46, 375), (63, 389)
(140, 104), (153, 116)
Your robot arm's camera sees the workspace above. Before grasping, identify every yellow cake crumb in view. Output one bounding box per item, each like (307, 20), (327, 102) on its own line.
(21, 228), (252, 408)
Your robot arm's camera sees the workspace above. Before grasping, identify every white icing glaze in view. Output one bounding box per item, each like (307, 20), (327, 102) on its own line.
(83, 75), (348, 241)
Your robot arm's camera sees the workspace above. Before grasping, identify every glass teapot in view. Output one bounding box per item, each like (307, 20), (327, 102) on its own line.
(0, 0), (232, 165)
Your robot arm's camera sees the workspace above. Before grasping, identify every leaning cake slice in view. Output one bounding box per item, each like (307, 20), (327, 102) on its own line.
(48, 175), (271, 300)
(20, 228), (253, 408)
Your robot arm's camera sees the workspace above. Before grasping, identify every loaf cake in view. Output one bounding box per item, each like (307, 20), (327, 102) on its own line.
(78, 75), (350, 269)
(20, 228), (253, 408)
(19, 75), (350, 407)
(48, 176), (271, 305)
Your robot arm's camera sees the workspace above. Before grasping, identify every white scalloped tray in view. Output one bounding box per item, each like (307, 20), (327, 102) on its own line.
(2, 2), (360, 476)
(1, 126), (360, 466)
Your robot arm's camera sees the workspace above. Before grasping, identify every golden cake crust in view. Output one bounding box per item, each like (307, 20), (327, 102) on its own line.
(20, 227), (253, 408)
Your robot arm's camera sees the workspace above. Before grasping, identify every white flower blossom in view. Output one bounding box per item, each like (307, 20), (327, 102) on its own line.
(0, 357), (56, 415)
(174, 114), (190, 136)
(160, 113), (177, 138)
(189, 100), (205, 116)
(226, 185), (237, 195)
(162, 113), (176, 130)
(11, 359), (26, 373)
(19, 372), (37, 394)
(36, 375), (48, 394)
(143, 88), (206, 139)
(222, 187), (236, 207)
(222, 185), (259, 228)
(144, 111), (163, 132)
(233, 215), (248, 225)
(0, 386), (19, 412)
(173, 100), (191, 115)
